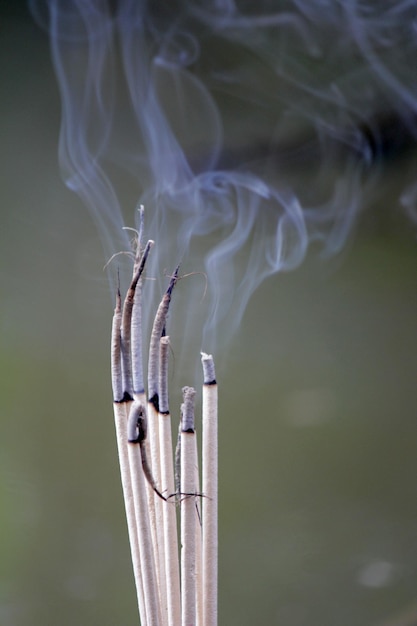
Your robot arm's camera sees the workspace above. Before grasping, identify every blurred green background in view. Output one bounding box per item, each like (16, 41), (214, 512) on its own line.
(1, 4), (417, 626)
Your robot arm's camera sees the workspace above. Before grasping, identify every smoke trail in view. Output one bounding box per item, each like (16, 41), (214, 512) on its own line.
(29, 0), (417, 357)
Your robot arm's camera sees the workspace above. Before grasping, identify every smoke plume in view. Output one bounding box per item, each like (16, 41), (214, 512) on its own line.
(29, 0), (417, 361)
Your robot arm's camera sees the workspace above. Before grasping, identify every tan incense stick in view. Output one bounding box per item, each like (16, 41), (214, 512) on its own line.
(201, 352), (218, 626)
(114, 403), (147, 622)
(158, 336), (181, 626)
(194, 428), (203, 626)
(111, 292), (146, 621)
(181, 386), (198, 626)
(121, 239), (154, 400)
(146, 270), (179, 624)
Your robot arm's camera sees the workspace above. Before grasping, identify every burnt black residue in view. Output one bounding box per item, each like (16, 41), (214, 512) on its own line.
(116, 391), (133, 403)
(149, 393), (159, 413)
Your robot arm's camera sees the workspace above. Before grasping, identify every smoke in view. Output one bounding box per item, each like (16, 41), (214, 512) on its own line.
(29, 0), (417, 359)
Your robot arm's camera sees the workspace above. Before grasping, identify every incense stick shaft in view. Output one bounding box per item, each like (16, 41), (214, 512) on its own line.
(194, 431), (203, 626)
(146, 277), (179, 624)
(181, 431), (197, 626)
(159, 412), (181, 626)
(201, 354), (218, 626)
(113, 403), (146, 622)
(181, 386), (198, 626)
(159, 337), (181, 626)
(147, 401), (168, 626)
(111, 295), (145, 618)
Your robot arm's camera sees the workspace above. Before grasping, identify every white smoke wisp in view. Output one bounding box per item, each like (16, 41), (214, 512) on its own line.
(29, 0), (417, 362)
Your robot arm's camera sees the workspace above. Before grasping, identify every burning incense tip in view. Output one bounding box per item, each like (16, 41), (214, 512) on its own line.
(167, 265), (180, 295)
(158, 335), (170, 415)
(148, 265), (180, 407)
(181, 386), (196, 433)
(111, 290), (123, 402)
(201, 352), (217, 385)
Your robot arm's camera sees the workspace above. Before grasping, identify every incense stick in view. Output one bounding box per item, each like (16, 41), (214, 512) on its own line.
(180, 386), (198, 626)
(111, 291), (146, 620)
(131, 222), (146, 398)
(147, 269), (179, 625)
(194, 428), (203, 626)
(201, 352), (218, 626)
(121, 239), (154, 400)
(158, 336), (181, 626)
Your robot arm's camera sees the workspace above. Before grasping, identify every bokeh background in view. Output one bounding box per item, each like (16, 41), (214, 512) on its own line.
(1, 3), (417, 625)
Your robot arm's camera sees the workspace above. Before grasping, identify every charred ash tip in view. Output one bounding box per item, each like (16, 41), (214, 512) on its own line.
(149, 393), (159, 413)
(181, 386), (196, 432)
(166, 265), (180, 297)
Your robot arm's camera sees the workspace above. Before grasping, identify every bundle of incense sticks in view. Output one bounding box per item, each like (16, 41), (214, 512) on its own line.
(110, 228), (218, 626)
